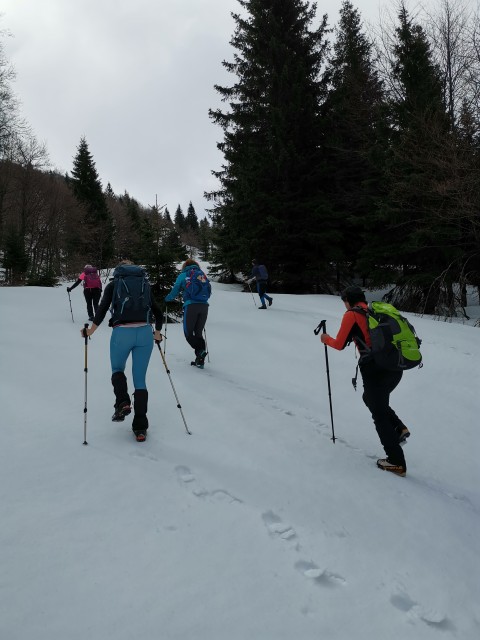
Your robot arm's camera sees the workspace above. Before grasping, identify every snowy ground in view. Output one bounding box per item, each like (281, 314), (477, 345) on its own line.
(0, 271), (479, 640)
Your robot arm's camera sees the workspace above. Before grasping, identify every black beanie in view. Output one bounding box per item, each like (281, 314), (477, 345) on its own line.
(341, 285), (366, 305)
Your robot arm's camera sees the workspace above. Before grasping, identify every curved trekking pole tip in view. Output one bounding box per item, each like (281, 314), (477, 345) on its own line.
(314, 319), (327, 335)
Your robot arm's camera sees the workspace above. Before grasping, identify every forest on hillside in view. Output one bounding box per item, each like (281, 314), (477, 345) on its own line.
(1, 0), (479, 317)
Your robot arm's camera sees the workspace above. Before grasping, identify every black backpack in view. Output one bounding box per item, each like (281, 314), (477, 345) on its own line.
(110, 265), (152, 325)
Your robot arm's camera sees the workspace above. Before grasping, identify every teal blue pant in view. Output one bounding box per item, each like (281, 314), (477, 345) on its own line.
(110, 325), (153, 390)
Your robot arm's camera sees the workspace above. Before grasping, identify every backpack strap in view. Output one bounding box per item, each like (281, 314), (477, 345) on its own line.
(348, 306), (371, 390)
(347, 306), (370, 351)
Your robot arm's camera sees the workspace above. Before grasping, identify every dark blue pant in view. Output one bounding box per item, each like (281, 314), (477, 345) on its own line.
(257, 280), (272, 306)
(183, 304), (208, 354)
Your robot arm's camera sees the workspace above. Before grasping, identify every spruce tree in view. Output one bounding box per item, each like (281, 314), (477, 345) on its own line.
(368, 5), (459, 312)
(185, 201), (199, 231)
(142, 210), (187, 319)
(174, 205), (186, 230)
(322, 1), (387, 281)
(68, 137), (114, 267)
(197, 218), (212, 261)
(207, 0), (332, 291)
(122, 193), (145, 263)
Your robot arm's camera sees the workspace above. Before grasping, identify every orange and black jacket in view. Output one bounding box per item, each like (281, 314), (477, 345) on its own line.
(323, 302), (371, 356)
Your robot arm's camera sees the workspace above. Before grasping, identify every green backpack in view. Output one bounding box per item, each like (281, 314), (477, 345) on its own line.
(352, 302), (423, 371)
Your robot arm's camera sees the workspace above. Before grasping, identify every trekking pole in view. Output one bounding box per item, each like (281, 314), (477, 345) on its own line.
(314, 320), (336, 443)
(246, 281), (256, 307)
(203, 327), (210, 363)
(82, 323), (89, 445)
(155, 340), (191, 435)
(68, 290), (74, 322)
(163, 303), (168, 355)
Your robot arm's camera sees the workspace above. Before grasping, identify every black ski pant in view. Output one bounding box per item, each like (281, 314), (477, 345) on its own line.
(183, 303), (208, 355)
(84, 287), (102, 318)
(360, 360), (407, 468)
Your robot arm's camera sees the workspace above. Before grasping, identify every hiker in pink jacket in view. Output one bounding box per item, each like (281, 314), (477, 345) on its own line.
(67, 265), (102, 320)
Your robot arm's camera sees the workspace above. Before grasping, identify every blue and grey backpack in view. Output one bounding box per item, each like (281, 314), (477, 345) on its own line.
(183, 266), (211, 303)
(257, 264), (268, 280)
(110, 265), (152, 325)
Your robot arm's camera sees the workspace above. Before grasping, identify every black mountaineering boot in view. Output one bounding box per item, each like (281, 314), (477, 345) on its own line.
(112, 401), (131, 422)
(132, 389), (149, 439)
(111, 372), (131, 421)
(194, 350), (208, 368)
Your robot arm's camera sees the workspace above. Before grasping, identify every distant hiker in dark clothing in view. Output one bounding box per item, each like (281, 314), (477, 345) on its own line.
(67, 265), (102, 321)
(247, 259), (273, 309)
(319, 285), (409, 477)
(165, 259), (211, 368)
(80, 260), (163, 442)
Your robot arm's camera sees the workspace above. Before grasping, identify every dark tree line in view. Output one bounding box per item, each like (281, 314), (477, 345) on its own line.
(2, 2), (479, 317)
(0, 21), (213, 291)
(207, 0), (480, 315)
(0, 131), (194, 291)
(0, 19), (213, 290)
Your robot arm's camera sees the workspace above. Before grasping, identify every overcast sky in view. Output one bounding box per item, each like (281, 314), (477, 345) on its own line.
(2, 0), (437, 218)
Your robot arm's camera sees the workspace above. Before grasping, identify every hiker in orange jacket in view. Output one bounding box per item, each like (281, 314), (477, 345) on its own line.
(320, 286), (409, 477)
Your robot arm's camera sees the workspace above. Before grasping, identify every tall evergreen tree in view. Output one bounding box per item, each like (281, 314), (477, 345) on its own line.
(185, 201), (199, 231)
(382, 4), (458, 312)
(105, 182), (115, 199)
(174, 205), (186, 230)
(67, 137), (114, 267)
(122, 192), (144, 263)
(322, 1), (387, 281)
(207, 0), (333, 291)
(142, 208), (187, 321)
(198, 218), (212, 261)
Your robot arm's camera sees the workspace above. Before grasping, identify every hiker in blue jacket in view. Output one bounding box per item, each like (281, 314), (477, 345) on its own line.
(247, 259), (273, 309)
(165, 259), (211, 367)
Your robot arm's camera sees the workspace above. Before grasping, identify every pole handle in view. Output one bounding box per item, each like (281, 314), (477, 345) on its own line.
(82, 323), (89, 343)
(314, 319), (326, 335)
